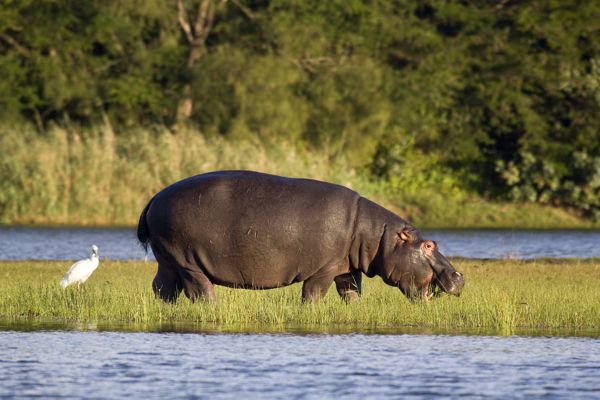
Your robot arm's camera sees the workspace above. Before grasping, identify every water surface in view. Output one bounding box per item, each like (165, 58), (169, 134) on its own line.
(423, 229), (600, 259)
(1, 226), (600, 260)
(0, 226), (143, 261)
(1, 329), (598, 399)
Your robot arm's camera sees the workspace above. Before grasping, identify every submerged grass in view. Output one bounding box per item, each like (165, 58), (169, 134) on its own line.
(1, 259), (599, 336)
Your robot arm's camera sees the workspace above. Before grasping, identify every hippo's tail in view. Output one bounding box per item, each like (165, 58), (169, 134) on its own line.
(137, 196), (154, 253)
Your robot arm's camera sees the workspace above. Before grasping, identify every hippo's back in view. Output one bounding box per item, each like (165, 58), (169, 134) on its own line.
(145, 171), (360, 288)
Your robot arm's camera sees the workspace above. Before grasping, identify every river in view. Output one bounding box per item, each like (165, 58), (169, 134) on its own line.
(1, 328), (599, 399)
(1, 226), (599, 260)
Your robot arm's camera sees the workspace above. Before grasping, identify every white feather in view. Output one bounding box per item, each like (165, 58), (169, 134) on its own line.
(60, 245), (100, 289)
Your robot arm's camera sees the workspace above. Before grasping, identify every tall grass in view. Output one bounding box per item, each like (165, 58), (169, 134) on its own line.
(1, 259), (599, 336)
(0, 124), (361, 226)
(0, 123), (593, 228)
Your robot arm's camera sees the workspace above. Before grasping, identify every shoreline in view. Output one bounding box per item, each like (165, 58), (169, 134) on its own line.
(1, 317), (599, 338)
(1, 259), (599, 337)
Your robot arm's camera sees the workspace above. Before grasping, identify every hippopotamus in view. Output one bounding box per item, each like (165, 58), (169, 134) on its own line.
(137, 170), (464, 303)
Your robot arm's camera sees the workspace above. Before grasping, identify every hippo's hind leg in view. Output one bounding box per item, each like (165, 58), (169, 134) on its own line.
(302, 265), (340, 303)
(302, 277), (333, 303)
(153, 263), (183, 303)
(334, 269), (362, 302)
(179, 266), (216, 303)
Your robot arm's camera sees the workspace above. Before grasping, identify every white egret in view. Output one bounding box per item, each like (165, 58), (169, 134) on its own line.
(60, 245), (100, 289)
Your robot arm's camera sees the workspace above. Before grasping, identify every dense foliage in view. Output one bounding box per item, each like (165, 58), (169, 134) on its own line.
(0, 0), (598, 218)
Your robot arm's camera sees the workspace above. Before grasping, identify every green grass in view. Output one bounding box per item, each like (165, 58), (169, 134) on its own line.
(0, 123), (596, 229)
(1, 259), (599, 336)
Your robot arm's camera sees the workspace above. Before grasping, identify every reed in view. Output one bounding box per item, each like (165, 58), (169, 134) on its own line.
(0, 124), (592, 229)
(1, 259), (599, 335)
(0, 124), (358, 226)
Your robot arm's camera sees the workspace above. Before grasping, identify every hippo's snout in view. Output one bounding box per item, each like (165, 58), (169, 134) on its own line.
(436, 269), (465, 296)
(447, 271), (465, 296)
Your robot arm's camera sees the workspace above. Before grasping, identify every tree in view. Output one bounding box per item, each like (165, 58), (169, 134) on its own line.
(175, 0), (227, 122)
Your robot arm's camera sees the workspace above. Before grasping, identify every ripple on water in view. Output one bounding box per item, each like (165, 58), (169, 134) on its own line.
(0, 331), (599, 398)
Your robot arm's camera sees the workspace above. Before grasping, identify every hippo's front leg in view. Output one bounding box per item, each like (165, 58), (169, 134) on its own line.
(334, 269), (362, 302)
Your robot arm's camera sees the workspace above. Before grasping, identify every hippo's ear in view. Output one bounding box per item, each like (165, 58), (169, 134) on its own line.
(397, 228), (418, 244)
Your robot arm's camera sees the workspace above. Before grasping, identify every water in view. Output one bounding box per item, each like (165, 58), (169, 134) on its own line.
(0, 226), (144, 261)
(422, 229), (600, 259)
(1, 226), (599, 260)
(2, 227), (599, 398)
(0, 329), (598, 399)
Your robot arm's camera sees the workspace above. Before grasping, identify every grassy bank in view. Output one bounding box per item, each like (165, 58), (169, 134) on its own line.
(0, 124), (595, 229)
(1, 259), (599, 336)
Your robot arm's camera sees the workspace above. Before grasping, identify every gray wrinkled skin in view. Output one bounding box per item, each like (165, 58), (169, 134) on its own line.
(137, 170), (464, 303)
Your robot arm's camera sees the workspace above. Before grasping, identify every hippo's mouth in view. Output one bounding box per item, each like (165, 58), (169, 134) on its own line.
(423, 266), (460, 300)
(428, 268), (464, 298)
(424, 280), (445, 300)
(410, 270), (445, 301)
